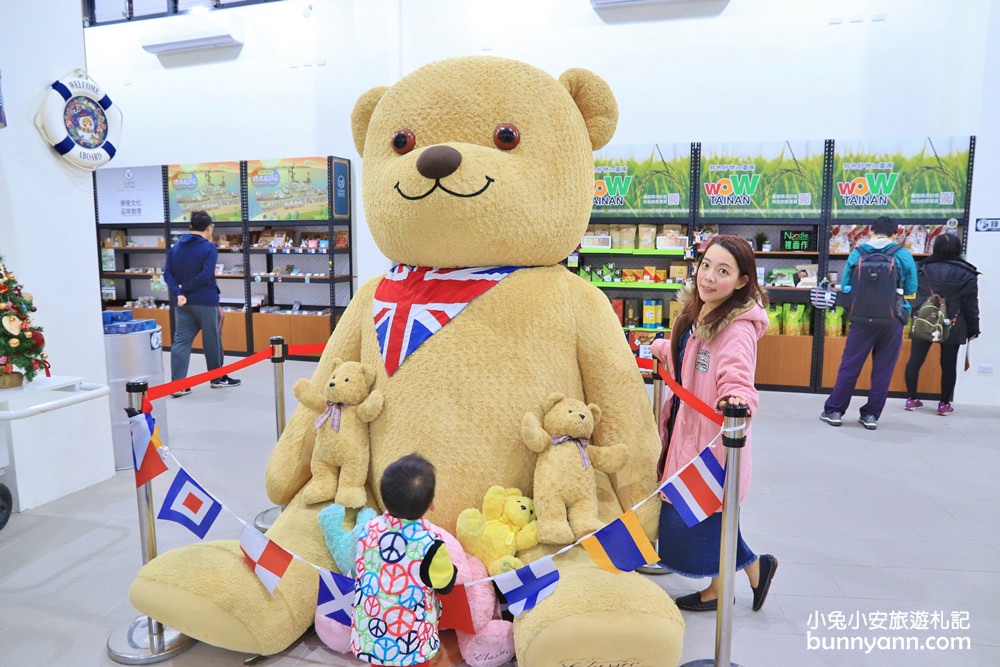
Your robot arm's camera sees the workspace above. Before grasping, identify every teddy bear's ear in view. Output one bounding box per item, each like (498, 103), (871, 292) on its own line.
(351, 86), (389, 156)
(559, 69), (618, 151)
(330, 357), (343, 371)
(543, 392), (565, 414)
(588, 403), (602, 426)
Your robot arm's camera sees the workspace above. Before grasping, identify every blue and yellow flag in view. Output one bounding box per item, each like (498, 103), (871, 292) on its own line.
(581, 509), (659, 574)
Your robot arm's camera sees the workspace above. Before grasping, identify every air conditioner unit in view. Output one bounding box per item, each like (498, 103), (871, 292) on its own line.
(140, 13), (244, 55)
(591, 0), (695, 7)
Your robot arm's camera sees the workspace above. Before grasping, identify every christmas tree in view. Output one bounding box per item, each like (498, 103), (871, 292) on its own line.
(0, 255), (47, 385)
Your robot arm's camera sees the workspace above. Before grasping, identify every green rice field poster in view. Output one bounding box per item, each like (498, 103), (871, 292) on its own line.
(246, 157), (329, 221)
(167, 161), (241, 222)
(831, 137), (969, 218)
(699, 141), (824, 218)
(591, 143), (691, 218)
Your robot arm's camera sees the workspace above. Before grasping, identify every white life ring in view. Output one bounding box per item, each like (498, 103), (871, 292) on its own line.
(34, 69), (123, 170)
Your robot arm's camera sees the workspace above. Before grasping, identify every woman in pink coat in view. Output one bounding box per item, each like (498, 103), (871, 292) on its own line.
(650, 235), (778, 613)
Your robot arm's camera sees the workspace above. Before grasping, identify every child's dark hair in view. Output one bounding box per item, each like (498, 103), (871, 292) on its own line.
(931, 233), (962, 257)
(380, 453), (436, 520)
(870, 216), (898, 238)
(190, 210), (213, 231)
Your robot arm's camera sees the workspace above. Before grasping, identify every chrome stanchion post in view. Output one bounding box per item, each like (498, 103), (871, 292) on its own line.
(638, 357), (670, 576)
(254, 336), (287, 532)
(682, 403), (748, 667)
(108, 381), (194, 664)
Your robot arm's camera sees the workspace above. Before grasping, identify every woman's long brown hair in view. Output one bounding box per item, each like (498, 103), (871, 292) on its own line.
(669, 234), (769, 380)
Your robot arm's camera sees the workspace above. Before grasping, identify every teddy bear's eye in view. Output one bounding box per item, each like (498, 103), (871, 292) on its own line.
(493, 124), (520, 150)
(392, 128), (416, 155)
(568, 409), (573, 413)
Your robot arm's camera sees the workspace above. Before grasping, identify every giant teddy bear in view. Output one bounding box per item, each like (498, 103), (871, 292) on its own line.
(129, 56), (684, 665)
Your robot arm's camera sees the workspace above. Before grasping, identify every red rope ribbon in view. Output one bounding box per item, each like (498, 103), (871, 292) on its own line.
(655, 364), (724, 426)
(146, 348), (274, 405)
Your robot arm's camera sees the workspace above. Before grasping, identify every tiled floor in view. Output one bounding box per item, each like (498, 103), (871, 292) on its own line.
(1, 352), (998, 666)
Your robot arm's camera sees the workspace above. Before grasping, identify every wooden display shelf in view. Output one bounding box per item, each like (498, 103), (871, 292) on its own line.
(252, 312), (331, 357)
(593, 282), (683, 291)
(820, 336), (941, 394)
(579, 247), (685, 256)
(756, 334), (812, 387)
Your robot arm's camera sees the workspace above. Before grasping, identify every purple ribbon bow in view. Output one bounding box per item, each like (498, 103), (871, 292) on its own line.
(315, 401), (342, 432)
(551, 435), (591, 469)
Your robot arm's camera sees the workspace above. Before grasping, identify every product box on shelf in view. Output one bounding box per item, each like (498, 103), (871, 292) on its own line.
(669, 263), (688, 280)
(102, 230), (127, 248)
(128, 235), (165, 248)
(624, 298), (641, 327)
(637, 224), (658, 249)
(610, 298), (624, 325)
(642, 299), (663, 328)
(628, 329), (665, 360)
(668, 299), (683, 327)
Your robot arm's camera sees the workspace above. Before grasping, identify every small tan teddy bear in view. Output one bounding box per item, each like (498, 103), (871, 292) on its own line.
(292, 358), (383, 507)
(456, 485), (539, 577)
(522, 393), (629, 545)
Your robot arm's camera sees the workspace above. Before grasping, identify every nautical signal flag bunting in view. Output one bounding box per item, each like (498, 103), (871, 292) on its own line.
(157, 468), (222, 540)
(127, 408), (168, 488)
(659, 447), (726, 527)
(581, 509), (659, 574)
(316, 567), (355, 627)
(493, 556), (559, 617)
(240, 523), (294, 596)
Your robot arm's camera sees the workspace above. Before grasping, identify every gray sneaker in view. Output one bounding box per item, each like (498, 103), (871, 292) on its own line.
(819, 410), (843, 427)
(210, 375), (241, 388)
(858, 414), (878, 430)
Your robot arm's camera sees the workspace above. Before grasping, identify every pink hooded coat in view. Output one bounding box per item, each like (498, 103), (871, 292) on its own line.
(650, 293), (769, 505)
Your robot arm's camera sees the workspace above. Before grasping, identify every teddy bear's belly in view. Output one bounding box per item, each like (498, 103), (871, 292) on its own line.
(360, 276), (584, 531)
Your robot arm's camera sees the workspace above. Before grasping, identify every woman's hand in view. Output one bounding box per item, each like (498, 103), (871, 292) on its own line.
(716, 395), (751, 418)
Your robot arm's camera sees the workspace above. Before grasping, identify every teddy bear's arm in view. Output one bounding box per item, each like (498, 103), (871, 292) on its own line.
(520, 412), (550, 453)
(588, 442), (629, 474)
(292, 377), (328, 414)
(356, 389), (384, 423)
(570, 280), (661, 535)
(264, 280), (374, 505)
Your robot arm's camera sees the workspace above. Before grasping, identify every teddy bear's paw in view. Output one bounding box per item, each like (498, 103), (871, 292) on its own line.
(456, 619), (516, 667)
(489, 555), (525, 576)
(129, 540), (318, 655)
(512, 553), (685, 667)
(515, 520), (539, 552)
(537, 519), (575, 546)
(570, 518), (605, 540)
(302, 479), (337, 506)
(334, 486), (367, 509)
(590, 442), (630, 473)
(456, 508), (486, 540)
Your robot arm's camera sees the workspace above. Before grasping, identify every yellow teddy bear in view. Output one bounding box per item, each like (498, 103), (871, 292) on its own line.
(128, 56), (684, 665)
(456, 485), (539, 576)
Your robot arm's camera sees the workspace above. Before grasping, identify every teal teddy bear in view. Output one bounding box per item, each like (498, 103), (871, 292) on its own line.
(317, 503), (378, 576)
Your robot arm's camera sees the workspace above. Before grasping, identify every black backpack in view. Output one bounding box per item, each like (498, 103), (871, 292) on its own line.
(848, 245), (905, 324)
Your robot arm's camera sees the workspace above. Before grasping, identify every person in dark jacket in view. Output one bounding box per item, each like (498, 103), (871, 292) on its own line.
(163, 210), (240, 395)
(904, 233), (980, 416)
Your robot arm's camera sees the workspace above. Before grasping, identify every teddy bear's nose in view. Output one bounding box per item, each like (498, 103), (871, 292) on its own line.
(416, 145), (462, 180)
(578, 413), (585, 420)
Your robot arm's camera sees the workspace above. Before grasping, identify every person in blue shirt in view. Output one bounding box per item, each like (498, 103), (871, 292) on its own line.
(821, 216), (917, 430)
(163, 210), (240, 395)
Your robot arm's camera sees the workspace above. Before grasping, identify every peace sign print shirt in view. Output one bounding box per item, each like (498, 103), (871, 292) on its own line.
(351, 512), (455, 666)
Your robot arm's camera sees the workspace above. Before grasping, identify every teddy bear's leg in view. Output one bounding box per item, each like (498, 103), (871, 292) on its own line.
(333, 449), (368, 508)
(567, 495), (605, 540)
(535, 494), (575, 545)
(129, 494), (335, 655)
(513, 550), (685, 666)
(301, 443), (340, 505)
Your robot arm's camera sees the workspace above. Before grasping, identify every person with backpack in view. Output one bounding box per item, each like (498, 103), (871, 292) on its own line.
(904, 233), (980, 416)
(820, 216), (917, 430)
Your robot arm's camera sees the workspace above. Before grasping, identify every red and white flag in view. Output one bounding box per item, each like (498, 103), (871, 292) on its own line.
(127, 409), (168, 488)
(659, 447), (726, 527)
(239, 523), (293, 596)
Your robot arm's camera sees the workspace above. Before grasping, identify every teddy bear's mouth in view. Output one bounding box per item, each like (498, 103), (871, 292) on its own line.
(394, 176), (494, 201)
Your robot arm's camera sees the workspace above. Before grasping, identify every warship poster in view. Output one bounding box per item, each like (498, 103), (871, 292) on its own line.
(167, 161), (241, 222)
(246, 157), (329, 221)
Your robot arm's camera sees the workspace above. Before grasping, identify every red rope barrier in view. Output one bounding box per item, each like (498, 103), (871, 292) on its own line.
(654, 362), (724, 427)
(146, 348), (274, 404)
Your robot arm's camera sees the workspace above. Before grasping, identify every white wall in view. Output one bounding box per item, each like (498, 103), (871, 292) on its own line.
(0, 0), (116, 507)
(82, 0), (997, 405)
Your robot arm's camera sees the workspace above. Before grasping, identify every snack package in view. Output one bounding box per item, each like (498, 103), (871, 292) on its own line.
(637, 224), (658, 249)
(828, 225), (852, 254)
(619, 224), (637, 249)
(766, 303), (783, 335)
(795, 264), (819, 288)
(769, 268), (797, 287)
(902, 225), (927, 254)
(782, 303), (812, 336)
(823, 305), (845, 337)
(847, 224), (870, 250)
(923, 225), (946, 254)
(610, 225), (622, 249)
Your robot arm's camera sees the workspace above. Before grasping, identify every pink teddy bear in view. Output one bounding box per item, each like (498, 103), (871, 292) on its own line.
(314, 519), (514, 667)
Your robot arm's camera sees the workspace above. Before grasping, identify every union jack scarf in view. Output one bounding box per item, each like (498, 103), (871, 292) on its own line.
(373, 264), (521, 376)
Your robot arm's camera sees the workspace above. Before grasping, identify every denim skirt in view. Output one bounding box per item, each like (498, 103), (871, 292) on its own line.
(657, 500), (757, 578)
